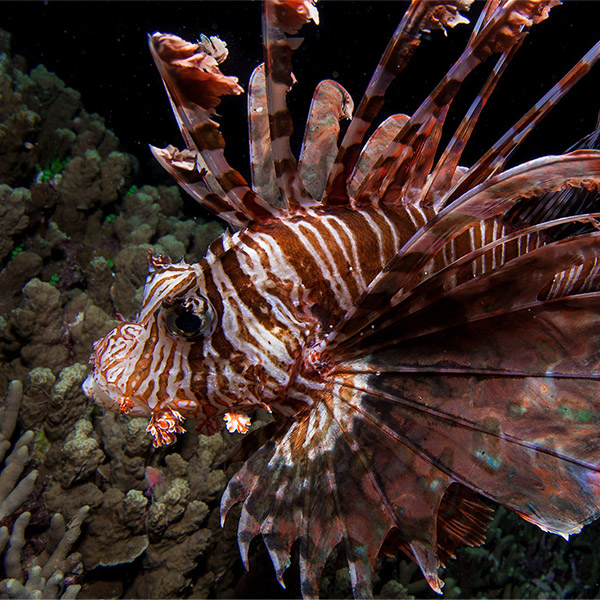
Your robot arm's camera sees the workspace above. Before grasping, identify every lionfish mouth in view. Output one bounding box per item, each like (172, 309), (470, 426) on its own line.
(82, 371), (117, 408)
(82, 371), (150, 418)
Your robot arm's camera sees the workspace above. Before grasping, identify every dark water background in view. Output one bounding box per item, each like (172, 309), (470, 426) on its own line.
(4, 1), (600, 182)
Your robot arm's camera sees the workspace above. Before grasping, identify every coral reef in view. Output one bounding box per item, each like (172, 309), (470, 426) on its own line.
(0, 28), (231, 599)
(1, 13), (599, 600)
(0, 28), (224, 390)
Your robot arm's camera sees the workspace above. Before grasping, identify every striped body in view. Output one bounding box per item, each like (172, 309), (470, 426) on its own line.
(83, 1), (600, 597)
(86, 199), (548, 439)
(85, 204), (431, 437)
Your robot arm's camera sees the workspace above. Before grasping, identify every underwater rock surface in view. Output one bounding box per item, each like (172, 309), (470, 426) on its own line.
(1, 13), (600, 600)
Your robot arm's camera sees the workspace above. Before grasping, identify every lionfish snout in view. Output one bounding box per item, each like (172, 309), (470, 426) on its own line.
(83, 321), (153, 417)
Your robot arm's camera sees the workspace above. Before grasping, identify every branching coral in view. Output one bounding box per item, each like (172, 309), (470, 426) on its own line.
(0, 381), (89, 600)
(0, 382), (36, 522)
(2, 507), (89, 600)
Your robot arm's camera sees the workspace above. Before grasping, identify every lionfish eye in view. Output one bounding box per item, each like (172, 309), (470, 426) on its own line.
(161, 296), (214, 340)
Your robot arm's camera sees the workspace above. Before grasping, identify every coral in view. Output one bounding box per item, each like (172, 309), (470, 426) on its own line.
(0, 381), (21, 445)
(191, 220), (226, 258)
(0, 186), (29, 264)
(52, 420), (105, 489)
(1, 382), (234, 598)
(7, 279), (67, 373)
(0, 27), (238, 600)
(377, 579), (413, 599)
(0, 250), (43, 316)
(438, 506), (600, 599)
(94, 411), (149, 493)
(1, 507), (89, 600)
(0, 382), (36, 522)
(183, 433), (228, 502)
(0, 28), (117, 191)
(53, 149), (134, 240)
(70, 422), (225, 597)
(0, 437), (37, 523)
(36, 153), (70, 185)
(78, 487), (148, 570)
(108, 245), (149, 320)
(18, 367), (55, 434)
(79, 258), (114, 315)
(19, 364), (90, 443)
(0, 381), (88, 600)
(129, 475), (212, 598)
(0, 31), (223, 388)
(112, 186), (162, 244)
(62, 293), (116, 365)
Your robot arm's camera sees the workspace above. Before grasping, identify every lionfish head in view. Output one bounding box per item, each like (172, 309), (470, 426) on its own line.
(83, 252), (221, 446)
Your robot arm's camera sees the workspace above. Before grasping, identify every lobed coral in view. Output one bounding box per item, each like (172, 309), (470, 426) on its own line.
(0, 27), (224, 390)
(0, 27), (231, 599)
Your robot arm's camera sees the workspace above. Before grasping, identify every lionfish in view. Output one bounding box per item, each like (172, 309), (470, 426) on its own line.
(83, 0), (600, 596)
